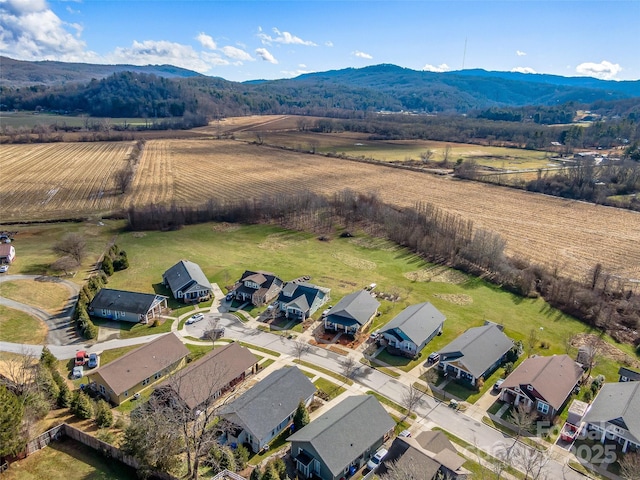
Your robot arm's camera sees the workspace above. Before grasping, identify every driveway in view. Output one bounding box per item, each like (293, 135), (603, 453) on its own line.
(0, 274), (81, 345)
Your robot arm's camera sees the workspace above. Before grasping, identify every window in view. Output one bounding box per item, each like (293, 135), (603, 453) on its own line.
(142, 377), (150, 386)
(124, 391), (128, 397)
(154, 371), (162, 380)
(537, 402), (549, 414)
(527, 385), (534, 391)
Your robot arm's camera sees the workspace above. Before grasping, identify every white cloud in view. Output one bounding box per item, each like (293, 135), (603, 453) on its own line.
(0, 0), (95, 61)
(576, 60), (622, 80)
(221, 45), (253, 61)
(255, 47), (277, 64)
(511, 66), (536, 74)
(353, 50), (372, 59)
(196, 32), (217, 50)
(107, 40), (213, 73)
(516, 50), (527, 56)
(65, 5), (80, 15)
(258, 27), (317, 46)
(423, 63), (450, 72)
(325, 41), (333, 47)
(281, 68), (313, 77)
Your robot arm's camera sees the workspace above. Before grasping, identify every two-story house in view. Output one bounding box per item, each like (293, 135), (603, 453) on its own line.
(277, 282), (330, 321)
(232, 270), (284, 307)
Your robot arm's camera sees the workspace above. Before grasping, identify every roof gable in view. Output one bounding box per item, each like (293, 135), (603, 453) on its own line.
(218, 367), (315, 440)
(89, 333), (189, 395)
(327, 291), (380, 326)
(584, 382), (640, 442)
(381, 302), (445, 345)
(164, 260), (212, 291)
(288, 395), (395, 477)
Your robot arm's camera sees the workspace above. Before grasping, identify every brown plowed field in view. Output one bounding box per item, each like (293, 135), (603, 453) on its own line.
(123, 139), (640, 283)
(0, 142), (133, 221)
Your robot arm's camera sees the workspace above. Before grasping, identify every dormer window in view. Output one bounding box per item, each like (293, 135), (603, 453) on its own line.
(527, 385), (533, 391)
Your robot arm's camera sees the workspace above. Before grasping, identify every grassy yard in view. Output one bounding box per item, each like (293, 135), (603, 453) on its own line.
(0, 279), (71, 314)
(0, 305), (47, 344)
(366, 390), (415, 419)
(294, 359), (353, 385)
(2, 438), (137, 480)
(314, 376), (346, 401)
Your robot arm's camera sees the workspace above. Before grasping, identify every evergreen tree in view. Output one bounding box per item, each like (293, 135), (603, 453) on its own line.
(249, 466), (262, 480)
(57, 381), (71, 407)
(101, 255), (114, 276)
(219, 447), (236, 472)
(261, 465), (279, 480)
(40, 346), (57, 369)
(71, 391), (94, 419)
(293, 400), (310, 431)
(95, 399), (113, 427)
(0, 385), (25, 457)
(234, 444), (250, 470)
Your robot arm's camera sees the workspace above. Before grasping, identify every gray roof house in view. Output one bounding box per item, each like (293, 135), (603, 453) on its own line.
(323, 290), (380, 336)
(232, 270), (284, 307)
(438, 323), (513, 386)
(88, 288), (168, 324)
(289, 395), (395, 480)
(219, 367), (316, 453)
(380, 302), (445, 357)
(618, 367), (640, 383)
(583, 381), (640, 453)
(277, 282), (330, 321)
(162, 260), (212, 303)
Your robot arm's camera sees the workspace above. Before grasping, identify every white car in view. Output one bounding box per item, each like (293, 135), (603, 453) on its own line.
(72, 366), (84, 379)
(367, 448), (388, 471)
(186, 313), (204, 325)
(0, 265), (8, 273)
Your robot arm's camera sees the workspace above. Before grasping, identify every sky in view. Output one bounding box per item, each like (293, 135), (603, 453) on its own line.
(1, 0), (639, 83)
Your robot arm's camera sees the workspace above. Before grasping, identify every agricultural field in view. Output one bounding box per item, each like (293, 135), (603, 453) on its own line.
(0, 111), (149, 129)
(0, 142), (134, 221)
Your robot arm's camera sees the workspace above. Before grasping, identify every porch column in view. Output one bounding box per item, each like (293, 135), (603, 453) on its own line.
(601, 429), (606, 444)
(456, 368), (461, 379)
(623, 439), (629, 453)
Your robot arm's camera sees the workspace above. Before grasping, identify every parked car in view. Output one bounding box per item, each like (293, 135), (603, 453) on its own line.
(321, 305), (333, 317)
(493, 379), (505, 391)
(427, 352), (440, 364)
(369, 329), (380, 340)
(186, 313), (204, 324)
(367, 447), (388, 471)
(226, 292), (234, 301)
(87, 353), (99, 369)
(399, 429), (411, 438)
(75, 350), (87, 366)
(0, 265), (8, 273)
(72, 366), (84, 379)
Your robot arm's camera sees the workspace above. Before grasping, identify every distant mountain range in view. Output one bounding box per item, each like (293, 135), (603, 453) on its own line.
(1, 56), (639, 115)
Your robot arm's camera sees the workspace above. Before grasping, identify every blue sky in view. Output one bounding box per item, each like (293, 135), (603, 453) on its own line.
(1, 0), (638, 82)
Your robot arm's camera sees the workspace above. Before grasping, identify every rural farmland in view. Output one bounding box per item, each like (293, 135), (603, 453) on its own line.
(2, 135), (639, 284)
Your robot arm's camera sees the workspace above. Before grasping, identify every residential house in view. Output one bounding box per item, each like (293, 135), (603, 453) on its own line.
(379, 302), (445, 357)
(88, 288), (168, 324)
(378, 431), (469, 480)
(232, 270), (284, 306)
(153, 342), (258, 412)
(499, 354), (583, 417)
(219, 366), (316, 453)
(323, 290), (380, 336)
(0, 244), (15, 264)
(277, 282), (330, 321)
(289, 395), (395, 480)
(162, 260), (212, 303)
(618, 367), (640, 383)
(583, 381), (640, 453)
(86, 333), (189, 405)
(438, 323), (513, 386)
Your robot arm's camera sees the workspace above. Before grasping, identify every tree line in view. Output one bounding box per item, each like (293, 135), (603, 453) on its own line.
(125, 190), (639, 350)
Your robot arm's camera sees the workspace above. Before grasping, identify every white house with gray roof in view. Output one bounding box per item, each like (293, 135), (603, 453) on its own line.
(289, 395), (395, 480)
(277, 282), (330, 321)
(163, 260), (212, 303)
(88, 288), (168, 324)
(583, 381), (640, 453)
(323, 290), (380, 336)
(380, 302), (445, 357)
(218, 367), (316, 453)
(438, 323), (513, 386)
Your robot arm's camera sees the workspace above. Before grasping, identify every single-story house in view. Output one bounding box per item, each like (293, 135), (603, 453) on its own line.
(583, 381), (640, 453)
(0, 244), (16, 264)
(323, 290), (380, 336)
(277, 282), (330, 321)
(219, 366), (316, 453)
(499, 354), (583, 417)
(619, 367), (640, 383)
(378, 431), (469, 480)
(88, 288), (168, 324)
(163, 260), (213, 303)
(289, 395), (395, 480)
(379, 302), (445, 357)
(232, 270), (284, 307)
(153, 342), (258, 412)
(87, 333), (189, 405)
(438, 323), (513, 386)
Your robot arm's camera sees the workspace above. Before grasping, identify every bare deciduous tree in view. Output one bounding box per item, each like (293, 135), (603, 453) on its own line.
(620, 452), (640, 480)
(420, 149), (435, 164)
(52, 233), (86, 264)
(515, 446), (551, 480)
(292, 340), (312, 362)
(400, 385), (424, 419)
(115, 166), (134, 194)
(50, 256), (80, 276)
(508, 403), (537, 443)
(341, 356), (358, 379)
(527, 328), (540, 356)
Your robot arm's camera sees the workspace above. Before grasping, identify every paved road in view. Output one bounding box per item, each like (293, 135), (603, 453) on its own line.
(0, 274), (81, 345)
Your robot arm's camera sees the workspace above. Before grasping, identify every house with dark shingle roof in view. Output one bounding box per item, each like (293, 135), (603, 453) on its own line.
(289, 395), (395, 480)
(277, 282), (330, 321)
(163, 259), (212, 303)
(153, 342), (258, 412)
(380, 302), (445, 357)
(618, 367), (640, 383)
(583, 381), (640, 453)
(499, 354), (583, 417)
(88, 288), (168, 324)
(219, 367), (316, 453)
(323, 290), (380, 336)
(438, 323), (513, 386)
(87, 333), (189, 405)
(232, 270), (284, 306)
(378, 431), (469, 480)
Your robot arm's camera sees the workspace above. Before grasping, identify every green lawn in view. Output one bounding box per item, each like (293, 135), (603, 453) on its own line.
(314, 377), (346, 400)
(0, 280), (71, 313)
(294, 359), (353, 385)
(0, 305), (47, 344)
(366, 390), (415, 419)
